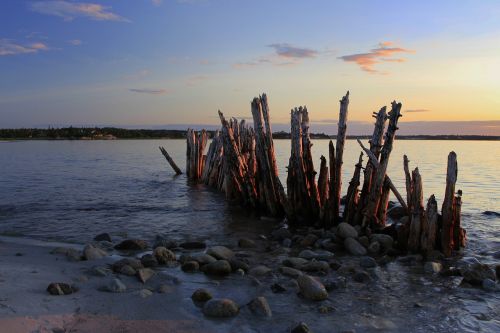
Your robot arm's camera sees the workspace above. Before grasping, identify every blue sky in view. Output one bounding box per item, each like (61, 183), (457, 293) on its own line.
(1, 0), (499, 134)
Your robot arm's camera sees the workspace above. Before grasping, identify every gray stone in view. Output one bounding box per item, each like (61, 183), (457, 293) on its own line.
(249, 265), (272, 276)
(344, 237), (367, 256)
(368, 241), (381, 255)
(280, 266), (303, 278)
(106, 278), (126, 293)
(138, 289), (153, 298)
(337, 223), (358, 239)
(297, 274), (328, 301)
(202, 260), (232, 276)
(359, 256), (377, 268)
(137, 268), (155, 283)
(51, 247), (82, 261)
(298, 249), (334, 261)
(482, 278), (498, 291)
(353, 270), (371, 283)
(89, 266), (110, 277)
(424, 261), (442, 274)
(291, 322), (312, 333)
(300, 234), (319, 247)
(238, 238), (256, 248)
(120, 265), (137, 276)
(228, 258), (249, 272)
(248, 296), (272, 317)
(202, 299), (239, 318)
(112, 258), (143, 273)
(47, 282), (75, 295)
(299, 260), (330, 273)
(154, 247), (176, 264)
(283, 257), (309, 268)
(370, 234), (394, 250)
(461, 263), (496, 285)
(114, 239), (148, 251)
(181, 261), (200, 273)
(140, 254), (158, 267)
(94, 233), (112, 242)
(282, 238), (292, 248)
(192, 253), (217, 265)
(206, 246), (234, 260)
(358, 236), (370, 248)
(191, 288), (213, 303)
(324, 277), (347, 291)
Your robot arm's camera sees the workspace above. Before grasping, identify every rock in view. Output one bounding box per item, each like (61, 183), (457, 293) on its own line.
(282, 238), (292, 248)
(298, 249), (334, 261)
(344, 238), (367, 256)
(358, 236), (370, 248)
(370, 234), (394, 250)
(482, 278), (498, 291)
(377, 255), (392, 266)
(280, 266), (302, 278)
(238, 238), (256, 248)
(299, 260), (330, 273)
(154, 247), (176, 264)
(359, 256), (377, 268)
(291, 322), (312, 333)
(114, 239), (148, 251)
(202, 260), (232, 276)
(191, 288), (213, 303)
(353, 270), (371, 283)
(182, 261), (199, 273)
(112, 258), (143, 273)
(248, 296), (272, 317)
(51, 247), (82, 261)
(297, 275), (328, 301)
(94, 233), (112, 242)
(249, 265), (272, 276)
(141, 254), (159, 267)
(283, 257), (309, 268)
(89, 266), (110, 277)
(105, 278), (127, 293)
(368, 241), (380, 255)
(138, 289), (153, 298)
(179, 241), (206, 249)
(228, 258), (249, 272)
(206, 246), (234, 260)
(120, 265), (137, 276)
(440, 267), (461, 277)
(271, 227), (292, 241)
(337, 223), (358, 239)
(202, 299), (239, 318)
(153, 236), (177, 249)
(192, 253), (217, 265)
(158, 284), (173, 294)
(47, 283), (75, 295)
(323, 277), (347, 291)
(137, 268), (155, 283)
(461, 263), (496, 285)
(271, 283), (287, 293)
(424, 261), (442, 274)
(318, 303), (336, 314)
(300, 234), (319, 247)
(387, 206), (407, 220)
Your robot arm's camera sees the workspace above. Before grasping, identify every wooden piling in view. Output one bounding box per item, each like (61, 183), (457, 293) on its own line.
(343, 152), (363, 225)
(407, 168), (424, 252)
(441, 151), (457, 257)
(159, 146), (183, 175)
(420, 194), (438, 253)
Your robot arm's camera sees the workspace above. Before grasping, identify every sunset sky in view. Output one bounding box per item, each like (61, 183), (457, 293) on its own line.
(1, 0), (499, 134)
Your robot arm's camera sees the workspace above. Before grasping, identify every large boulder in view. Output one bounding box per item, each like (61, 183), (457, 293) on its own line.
(114, 239), (148, 251)
(337, 223), (358, 239)
(297, 274), (328, 301)
(206, 246), (234, 260)
(83, 244), (107, 260)
(344, 237), (367, 256)
(202, 299), (239, 318)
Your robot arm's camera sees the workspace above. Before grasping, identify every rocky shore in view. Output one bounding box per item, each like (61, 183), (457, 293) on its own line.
(0, 220), (499, 333)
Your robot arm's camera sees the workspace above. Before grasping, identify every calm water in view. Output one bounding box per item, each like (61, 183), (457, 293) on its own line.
(0, 139), (499, 332)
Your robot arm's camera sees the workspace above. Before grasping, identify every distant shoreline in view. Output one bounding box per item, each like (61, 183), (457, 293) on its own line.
(0, 127), (498, 141)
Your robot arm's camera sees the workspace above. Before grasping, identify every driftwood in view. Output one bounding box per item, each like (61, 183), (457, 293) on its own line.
(441, 152), (457, 256)
(186, 129), (208, 180)
(159, 146), (182, 175)
(420, 195), (438, 253)
(453, 192), (466, 249)
(362, 101), (402, 229)
(317, 155), (329, 209)
(343, 152), (363, 225)
(403, 155), (412, 210)
(407, 168), (424, 252)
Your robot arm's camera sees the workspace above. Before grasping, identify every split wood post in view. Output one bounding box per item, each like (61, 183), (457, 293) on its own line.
(159, 146), (183, 175)
(332, 91), (350, 224)
(403, 155), (412, 210)
(376, 176), (391, 225)
(362, 101), (402, 229)
(354, 107), (387, 225)
(453, 191), (465, 250)
(441, 151), (457, 257)
(421, 194), (438, 253)
(322, 140), (336, 226)
(317, 155), (329, 209)
(343, 152), (363, 225)
(251, 94), (284, 217)
(408, 168), (424, 252)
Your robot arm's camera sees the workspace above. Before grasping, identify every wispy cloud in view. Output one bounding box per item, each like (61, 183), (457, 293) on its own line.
(405, 109), (431, 113)
(151, 0), (163, 6)
(129, 88), (168, 95)
(268, 43), (318, 59)
(30, 1), (130, 22)
(67, 39), (82, 46)
(186, 75), (209, 86)
(338, 42), (414, 74)
(0, 39), (49, 56)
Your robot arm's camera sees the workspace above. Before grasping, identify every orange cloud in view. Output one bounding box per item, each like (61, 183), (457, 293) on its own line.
(339, 42), (414, 74)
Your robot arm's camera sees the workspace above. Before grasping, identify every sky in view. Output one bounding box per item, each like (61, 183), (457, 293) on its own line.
(0, 0), (499, 135)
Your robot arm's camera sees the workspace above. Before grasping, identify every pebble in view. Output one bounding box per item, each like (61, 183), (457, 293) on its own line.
(353, 270), (371, 283)
(283, 257), (309, 268)
(359, 256), (377, 268)
(299, 260), (330, 273)
(344, 237), (367, 256)
(297, 274), (328, 301)
(424, 261), (442, 274)
(206, 246), (235, 260)
(202, 260), (232, 276)
(280, 266), (302, 278)
(138, 289), (153, 298)
(47, 282), (75, 295)
(179, 241), (206, 249)
(337, 223), (358, 239)
(191, 288), (213, 303)
(271, 227), (292, 241)
(367, 241), (380, 255)
(482, 278), (498, 291)
(154, 247), (176, 264)
(248, 296), (272, 317)
(358, 236), (370, 248)
(153, 236), (178, 249)
(182, 261), (200, 273)
(300, 234), (319, 247)
(291, 322), (312, 333)
(137, 268), (155, 283)
(202, 299), (239, 318)
(238, 238), (256, 248)
(94, 233), (112, 242)
(114, 239), (148, 251)
(271, 283), (287, 293)
(141, 254), (159, 268)
(192, 253), (217, 265)
(120, 265), (137, 276)
(323, 277), (347, 291)
(106, 278), (127, 293)
(370, 234), (394, 250)
(298, 250), (334, 261)
(249, 265), (272, 277)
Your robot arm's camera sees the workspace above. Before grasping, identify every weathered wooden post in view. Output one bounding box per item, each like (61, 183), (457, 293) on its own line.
(407, 168), (424, 252)
(159, 146), (183, 175)
(441, 151), (457, 257)
(420, 195), (438, 253)
(343, 152), (363, 225)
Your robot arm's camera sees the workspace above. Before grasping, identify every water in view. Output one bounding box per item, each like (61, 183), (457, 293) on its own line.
(0, 139), (499, 332)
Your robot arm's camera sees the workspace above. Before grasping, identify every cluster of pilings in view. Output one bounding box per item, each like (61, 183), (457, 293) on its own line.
(160, 92), (465, 257)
